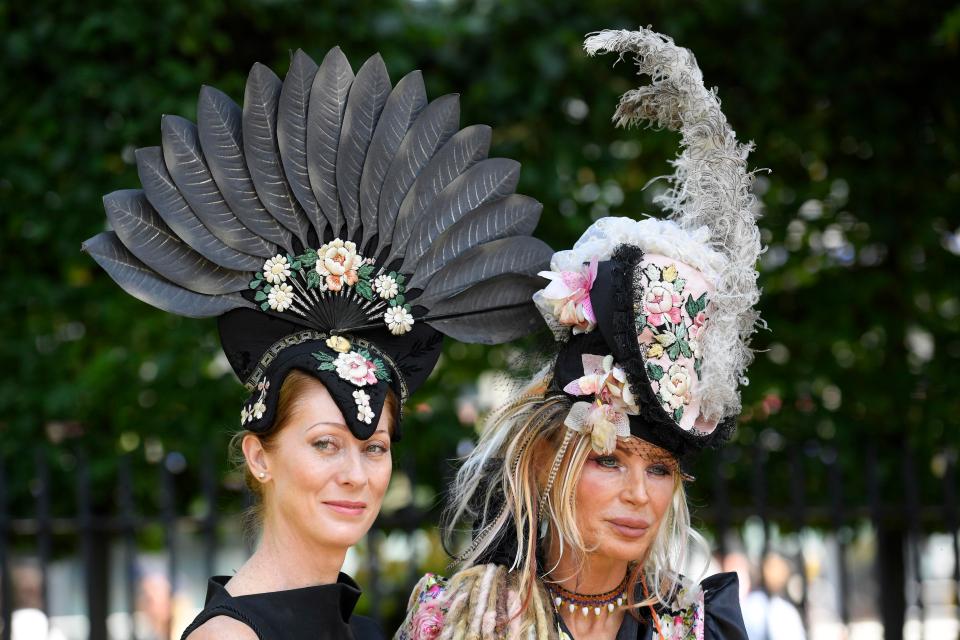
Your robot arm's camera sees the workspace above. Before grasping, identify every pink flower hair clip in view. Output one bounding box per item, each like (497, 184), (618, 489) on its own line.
(562, 354), (639, 454)
(535, 257), (599, 335)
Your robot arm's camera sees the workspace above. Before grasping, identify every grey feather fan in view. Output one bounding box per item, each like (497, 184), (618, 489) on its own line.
(84, 46), (551, 345)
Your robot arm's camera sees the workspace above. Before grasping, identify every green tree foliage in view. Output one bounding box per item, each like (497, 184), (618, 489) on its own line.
(2, 0), (958, 534)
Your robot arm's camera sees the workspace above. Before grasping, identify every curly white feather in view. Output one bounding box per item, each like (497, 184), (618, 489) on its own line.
(583, 28), (764, 423)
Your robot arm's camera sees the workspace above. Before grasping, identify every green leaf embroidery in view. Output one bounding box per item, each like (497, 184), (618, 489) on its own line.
(679, 339), (693, 358)
(318, 362), (336, 372)
(299, 249), (318, 267)
(263, 283), (273, 294)
(306, 270), (321, 289)
(673, 277), (686, 292)
(646, 362), (664, 381)
(312, 351), (335, 364)
(358, 263), (375, 278)
(260, 301), (270, 311)
(291, 260), (302, 270)
(254, 290), (267, 302)
(667, 341), (682, 361)
(673, 406), (684, 423)
(393, 294), (405, 305)
(394, 273), (406, 285)
(355, 280), (374, 300)
(249, 278), (262, 289)
(674, 320), (687, 340)
(685, 292), (707, 318)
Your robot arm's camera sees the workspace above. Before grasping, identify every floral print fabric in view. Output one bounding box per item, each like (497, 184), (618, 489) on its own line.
(397, 574), (449, 640)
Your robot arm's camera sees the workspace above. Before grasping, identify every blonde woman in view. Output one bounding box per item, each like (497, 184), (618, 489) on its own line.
(398, 27), (764, 640)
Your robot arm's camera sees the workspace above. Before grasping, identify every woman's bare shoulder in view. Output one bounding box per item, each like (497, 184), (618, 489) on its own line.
(184, 615), (259, 640)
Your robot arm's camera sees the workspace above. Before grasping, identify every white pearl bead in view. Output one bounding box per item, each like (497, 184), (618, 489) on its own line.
(608, 603), (615, 612)
(555, 597), (562, 607)
(582, 607), (588, 616)
(594, 607), (601, 616)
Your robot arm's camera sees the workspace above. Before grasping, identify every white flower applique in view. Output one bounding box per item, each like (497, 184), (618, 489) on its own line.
(262, 255), (291, 284)
(384, 305), (414, 336)
(240, 379), (270, 426)
(353, 389), (375, 424)
(267, 283), (295, 312)
(374, 274), (400, 300)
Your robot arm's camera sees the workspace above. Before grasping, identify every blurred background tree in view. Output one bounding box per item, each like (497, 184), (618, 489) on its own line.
(2, 0), (959, 635)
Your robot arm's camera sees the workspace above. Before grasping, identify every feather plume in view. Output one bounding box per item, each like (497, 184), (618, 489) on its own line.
(337, 53), (391, 241)
(377, 94), (460, 254)
(307, 46), (354, 238)
(243, 62), (312, 246)
(584, 28), (764, 422)
(103, 189), (250, 295)
(160, 115), (273, 258)
(400, 158), (520, 275)
(82, 232), (253, 317)
(136, 146), (262, 271)
(358, 70), (427, 252)
(197, 85), (291, 252)
(278, 49), (326, 241)
(408, 194), (542, 290)
(388, 124), (491, 265)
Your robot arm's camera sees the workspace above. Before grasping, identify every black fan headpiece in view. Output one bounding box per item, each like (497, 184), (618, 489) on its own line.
(83, 47), (551, 439)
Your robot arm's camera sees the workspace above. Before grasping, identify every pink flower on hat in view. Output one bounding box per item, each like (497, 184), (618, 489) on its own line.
(642, 264), (684, 327)
(334, 351), (378, 386)
(536, 257), (599, 334)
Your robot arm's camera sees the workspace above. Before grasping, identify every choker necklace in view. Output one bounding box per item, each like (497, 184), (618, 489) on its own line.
(545, 573), (629, 617)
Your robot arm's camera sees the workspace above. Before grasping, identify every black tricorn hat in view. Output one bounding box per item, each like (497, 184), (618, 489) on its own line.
(83, 46), (552, 439)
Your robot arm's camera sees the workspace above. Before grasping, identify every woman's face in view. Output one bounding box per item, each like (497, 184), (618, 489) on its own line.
(259, 379), (392, 550)
(574, 437), (677, 562)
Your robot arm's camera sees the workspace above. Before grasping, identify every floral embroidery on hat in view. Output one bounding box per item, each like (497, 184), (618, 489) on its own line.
(267, 283), (294, 312)
(636, 261), (710, 423)
(562, 354), (639, 454)
(247, 240), (416, 335)
(262, 254), (291, 284)
(353, 389), (375, 424)
(535, 257), (599, 334)
(385, 305), (414, 336)
(374, 273), (400, 300)
(240, 379), (270, 426)
(313, 347), (391, 387)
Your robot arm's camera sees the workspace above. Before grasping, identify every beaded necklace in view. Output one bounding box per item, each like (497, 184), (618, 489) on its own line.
(545, 573), (629, 617)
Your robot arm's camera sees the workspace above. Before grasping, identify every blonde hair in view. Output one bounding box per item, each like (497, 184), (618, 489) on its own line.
(441, 375), (707, 632)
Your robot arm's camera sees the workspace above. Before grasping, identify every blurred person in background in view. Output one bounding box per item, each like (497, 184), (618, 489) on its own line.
(398, 26), (765, 640)
(83, 30), (550, 639)
(742, 554), (806, 640)
(10, 564), (67, 640)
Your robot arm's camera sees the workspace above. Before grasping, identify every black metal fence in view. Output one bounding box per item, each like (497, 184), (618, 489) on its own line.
(0, 439), (957, 640)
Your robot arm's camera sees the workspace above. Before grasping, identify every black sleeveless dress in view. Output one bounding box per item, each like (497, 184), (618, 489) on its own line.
(180, 572), (383, 640)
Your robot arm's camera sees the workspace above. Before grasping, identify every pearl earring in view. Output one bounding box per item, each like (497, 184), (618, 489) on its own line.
(258, 471), (266, 479)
